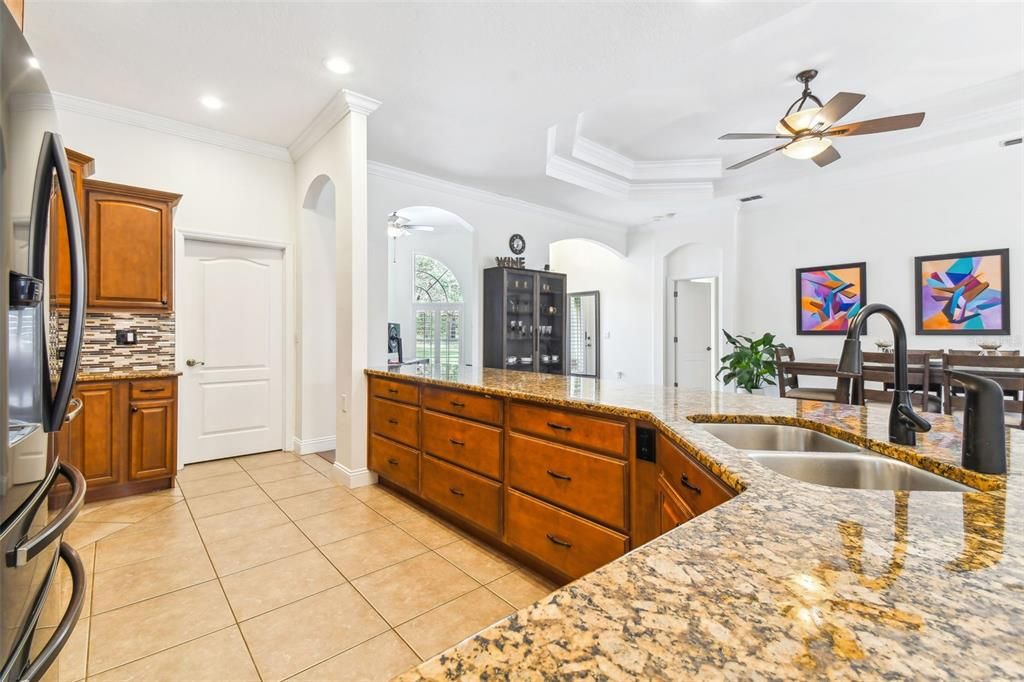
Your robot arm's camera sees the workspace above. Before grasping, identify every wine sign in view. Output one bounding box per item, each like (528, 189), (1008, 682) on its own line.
(495, 256), (526, 268)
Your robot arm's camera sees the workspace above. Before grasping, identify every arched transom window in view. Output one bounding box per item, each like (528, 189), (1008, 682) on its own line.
(413, 255), (463, 379)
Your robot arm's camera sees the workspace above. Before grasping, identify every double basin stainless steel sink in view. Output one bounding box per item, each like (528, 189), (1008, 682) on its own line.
(698, 423), (974, 492)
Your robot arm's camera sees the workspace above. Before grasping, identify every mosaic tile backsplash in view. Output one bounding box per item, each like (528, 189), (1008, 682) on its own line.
(59, 312), (175, 372)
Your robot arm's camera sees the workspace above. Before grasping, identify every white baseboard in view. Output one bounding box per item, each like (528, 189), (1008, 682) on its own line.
(333, 461), (377, 489)
(292, 435), (336, 456)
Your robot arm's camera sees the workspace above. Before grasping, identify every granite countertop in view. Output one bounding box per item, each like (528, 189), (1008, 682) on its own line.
(366, 365), (1023, 681)
(76, 369), (182, 382)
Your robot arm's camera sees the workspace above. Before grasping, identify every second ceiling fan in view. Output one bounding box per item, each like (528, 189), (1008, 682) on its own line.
(719, 69), (925, 170)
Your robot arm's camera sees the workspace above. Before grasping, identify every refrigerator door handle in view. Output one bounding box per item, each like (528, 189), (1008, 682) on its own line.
(8, 463), (85, 568)
(29, 132), (87, 433)
(17, 543), (87, 682)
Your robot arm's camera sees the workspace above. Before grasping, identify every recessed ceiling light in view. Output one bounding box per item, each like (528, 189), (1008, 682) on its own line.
(26, 57), (40, 69)
(323, 57), (353, 75)
(199, 95), (224, 110)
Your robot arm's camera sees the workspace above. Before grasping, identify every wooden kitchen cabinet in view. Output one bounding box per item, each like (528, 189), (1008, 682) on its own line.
(49, 149), (95, 308)
(129, 398), (176, 481)
(53, 376), (178, 504)
(365, 374), (738, 583)
(61, 382), (124, 489)
(84, 179), (181, 312)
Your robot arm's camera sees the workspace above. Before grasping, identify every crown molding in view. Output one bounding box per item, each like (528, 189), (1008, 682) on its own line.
(288, 89), (381, 161)
(51, 93), (291, 162)
(367, 160), (626, 233)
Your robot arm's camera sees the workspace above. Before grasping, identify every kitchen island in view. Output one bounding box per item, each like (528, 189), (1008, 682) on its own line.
(365, 365), (1021, 680)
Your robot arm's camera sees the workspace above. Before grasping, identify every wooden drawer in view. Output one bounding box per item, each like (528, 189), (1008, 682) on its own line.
(507, 433), (626, 530)
(506, 490), (628, 579)
(420, 455), (501, 536)
(130, 379), (175, 400)
(422, 386), (503, 426)
(369, 377), (419, 406)
(370, 398), (420, 448)
(658, 434), (734, 516)
(369, 435), (419, 494)
(508, 402), (627, 458)
(422, 410), (502, 480)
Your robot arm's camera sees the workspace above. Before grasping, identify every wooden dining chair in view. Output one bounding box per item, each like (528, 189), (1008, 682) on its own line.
(943, 353), (1024, 429)
(775, 346), (841, 402)
(859, 351), (938, 412)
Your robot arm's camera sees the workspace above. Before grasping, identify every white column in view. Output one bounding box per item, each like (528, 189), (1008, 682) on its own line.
(334, 91), (380, 486)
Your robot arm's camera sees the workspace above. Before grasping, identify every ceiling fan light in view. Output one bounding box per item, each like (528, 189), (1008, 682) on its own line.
(782, 136), (832, 160)
(776, 106), (822, 134)
(387, 225), (405, 238)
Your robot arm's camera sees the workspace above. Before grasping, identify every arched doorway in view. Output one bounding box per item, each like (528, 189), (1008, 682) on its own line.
(297, 175), (337, 458)
(386, 206), (474, 377)
(665, 242), (723, 390)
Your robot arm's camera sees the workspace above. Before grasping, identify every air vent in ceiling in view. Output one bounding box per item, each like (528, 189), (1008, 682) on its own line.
(739, 194), (763, 203)
(1000, 137), (1022, 147)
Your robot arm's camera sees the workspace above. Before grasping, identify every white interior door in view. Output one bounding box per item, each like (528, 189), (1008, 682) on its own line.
(674, 279), (714, 390)
(180, 239), (284, 463)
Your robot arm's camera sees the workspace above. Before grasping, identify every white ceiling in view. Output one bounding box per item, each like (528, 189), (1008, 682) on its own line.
(26, 1), (1024, 226)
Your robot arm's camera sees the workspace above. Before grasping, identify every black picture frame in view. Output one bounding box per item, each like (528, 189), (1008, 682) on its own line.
(795, 261), (867, 336)
(387, 322), (403, 362)
(914, 248), (1010, 335)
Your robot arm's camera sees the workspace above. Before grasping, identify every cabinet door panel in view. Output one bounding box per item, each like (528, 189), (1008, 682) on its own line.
(70, 383), (124, 488)
(129, 399), (176, 480)
(50, 150), (92, 308)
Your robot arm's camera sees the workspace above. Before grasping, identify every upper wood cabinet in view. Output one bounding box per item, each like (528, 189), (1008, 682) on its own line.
(84, 179), (181, 312)
(50, 149), (95, 308)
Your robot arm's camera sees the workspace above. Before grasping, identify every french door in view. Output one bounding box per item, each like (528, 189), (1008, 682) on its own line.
(414, 305), (463, 380)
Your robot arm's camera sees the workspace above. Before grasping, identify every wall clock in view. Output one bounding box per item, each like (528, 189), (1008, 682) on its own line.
(509, 233), (526, 255)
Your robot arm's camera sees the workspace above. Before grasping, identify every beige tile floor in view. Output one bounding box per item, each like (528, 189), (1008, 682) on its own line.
(43, 451), (558, 682)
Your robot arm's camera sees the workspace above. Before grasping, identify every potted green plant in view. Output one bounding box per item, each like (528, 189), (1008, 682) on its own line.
(715, 331), (781, 394)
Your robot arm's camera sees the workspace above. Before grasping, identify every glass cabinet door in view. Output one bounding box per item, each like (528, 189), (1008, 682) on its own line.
(536, 274), (565, 374)
(504, 271), (535, 371)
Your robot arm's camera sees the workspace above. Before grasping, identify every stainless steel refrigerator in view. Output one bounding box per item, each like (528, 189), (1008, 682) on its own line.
(1, 6), (88, 681)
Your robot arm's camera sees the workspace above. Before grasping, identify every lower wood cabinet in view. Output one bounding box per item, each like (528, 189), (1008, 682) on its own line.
(505, 489), (628, 578)
(53, 376), (178, 503)
(365, 376), (738, 583)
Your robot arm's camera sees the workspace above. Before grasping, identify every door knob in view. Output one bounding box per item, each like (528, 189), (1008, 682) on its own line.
(186, 359), (205, 367)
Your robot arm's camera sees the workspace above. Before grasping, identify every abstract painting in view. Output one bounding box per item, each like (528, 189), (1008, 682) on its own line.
(796, 262), (866, 335)
(915, 249), (1009, 334)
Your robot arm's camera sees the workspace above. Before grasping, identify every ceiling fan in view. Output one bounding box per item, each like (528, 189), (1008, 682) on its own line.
(387, 211), (435, 237)
(719, 69), (925, 170)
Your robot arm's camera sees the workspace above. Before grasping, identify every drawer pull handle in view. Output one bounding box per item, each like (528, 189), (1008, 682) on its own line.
(450, 400), (466, 408)
(387, 388), (399, 394)
(449, 438), (465, 446)
(138, 387), (163, 393)
(546, 533), (573, 548)
(546, 469), (572, 481)
(387, 418), (399, 425)
(679, 474), (702, 495)
(449, 487), (465, 497)
(546, 421), (572, 432)
(387, 457), (399, 466)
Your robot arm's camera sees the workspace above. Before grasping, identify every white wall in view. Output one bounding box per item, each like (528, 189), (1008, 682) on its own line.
(297, 181), (337, 448)
(736, 148), (1024, 363)
(56, 108), (294, 242)
(369, 166), (628, 370)
(549, 239), (647, 382)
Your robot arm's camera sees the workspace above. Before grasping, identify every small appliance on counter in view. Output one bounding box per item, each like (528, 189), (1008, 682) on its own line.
(1, 6), (89, 681)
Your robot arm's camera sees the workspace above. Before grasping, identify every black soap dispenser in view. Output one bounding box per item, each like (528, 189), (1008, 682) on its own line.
(950, 371), (1006, 475)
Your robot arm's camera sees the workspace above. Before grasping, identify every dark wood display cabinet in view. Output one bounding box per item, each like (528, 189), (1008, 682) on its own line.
(484, 267), (567, 375)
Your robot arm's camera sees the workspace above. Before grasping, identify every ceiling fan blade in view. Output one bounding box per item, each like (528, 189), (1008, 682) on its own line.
(827, 112), (925, 137)
(815, 92), (865, 128)
(726, 142), (791, 170)
(719, 133), (793, 140)
(405, 225), (435, 232)
(811, 145), (841, 167)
